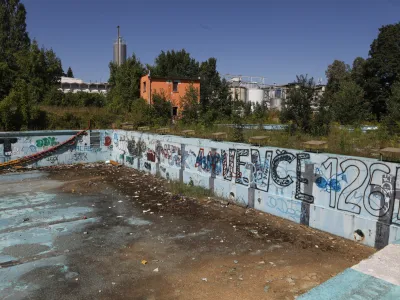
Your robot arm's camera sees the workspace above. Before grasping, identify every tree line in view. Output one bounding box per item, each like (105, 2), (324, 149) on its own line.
(282, 23), (400, 135)
(1, 0), (400, 136)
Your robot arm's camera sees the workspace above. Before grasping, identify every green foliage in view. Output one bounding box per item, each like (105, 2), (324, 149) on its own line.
(364, 23), (400, 121)
(199, 58), (220, 112)
(325, 60), (351, 95)
(129, 98), (153, 126)
(312, 93), (332, 136)
(149, 49), (200, 78)
(0, 0), (30, 100)
(0, 79), (40, 130)
(232, 111), (244, 143)
(351, 57), (366, 87)
(43, 87), (106, 107)
(384, 81), (400, 135)
(107, 53), (145, 112)
(181, 84), (200, 124)
(331, 81), (368, 125)
(280, 75), (315, 133)
(66, 66), (74, 78)
(151, 92), (172, 126)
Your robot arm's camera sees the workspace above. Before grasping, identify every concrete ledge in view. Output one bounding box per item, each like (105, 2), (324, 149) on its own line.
(299, 241), (400, 299)
(0, 130), (80, 137)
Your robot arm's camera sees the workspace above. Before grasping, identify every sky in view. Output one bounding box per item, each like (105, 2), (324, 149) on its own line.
(22, 0), (400, 84)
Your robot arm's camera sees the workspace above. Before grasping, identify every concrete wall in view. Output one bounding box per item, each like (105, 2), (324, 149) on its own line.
(0, 130), (113, 167)
(2, 129), (400, 249)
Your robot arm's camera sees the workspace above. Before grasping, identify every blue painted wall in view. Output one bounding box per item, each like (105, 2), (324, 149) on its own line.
(3, 129), (400, 249)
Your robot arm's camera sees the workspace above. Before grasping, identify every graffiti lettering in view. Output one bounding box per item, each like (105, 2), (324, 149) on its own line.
(36, 137), (58, 148)
(251, 149), (273, 191)
(72, 152), (88, 161)
(104, 136), (112, 147)
(271, 150), (295, 187)
(236, 149), (250, 185)
(295, 153), (314, 203)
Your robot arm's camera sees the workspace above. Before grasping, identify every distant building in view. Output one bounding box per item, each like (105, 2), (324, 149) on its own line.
(59, 77), (109, 94)
(225, 75), (325, 111)
(140, 74), (200, 117)
(113, 26), (127, 66)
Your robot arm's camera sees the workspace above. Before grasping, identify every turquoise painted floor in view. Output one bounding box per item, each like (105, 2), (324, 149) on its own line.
(299, 242), (400, 299)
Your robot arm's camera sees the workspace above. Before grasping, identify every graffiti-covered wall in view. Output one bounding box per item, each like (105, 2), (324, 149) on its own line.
(111, 130), (400, 249)
(0, 130), (113, 167)
(2, 129), (400, 248)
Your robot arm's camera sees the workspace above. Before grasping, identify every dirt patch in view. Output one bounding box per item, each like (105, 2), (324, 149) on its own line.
(21, 164), (375, 299)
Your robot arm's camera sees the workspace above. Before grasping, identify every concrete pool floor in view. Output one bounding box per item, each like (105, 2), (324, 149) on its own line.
(0, 165), (375, 300)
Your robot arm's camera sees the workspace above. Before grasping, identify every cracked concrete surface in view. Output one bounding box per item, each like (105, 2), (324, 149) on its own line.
(0, 165), (375, 300)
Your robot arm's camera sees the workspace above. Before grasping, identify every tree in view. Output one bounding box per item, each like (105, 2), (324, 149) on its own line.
(325, 60), (351, 95)
(181, 84), (200, 123)
(232, 110), (244, 143)
(0, 79), (39, 130)
(150, 92), (172, 126)
(253, 100), (269, 122)
(280, 75), (315, 133)
(66, 66), (74, 78)
(351, 57), (366, 87)
(199, 58), (220, 112)
(384, 81), (400, 135)
(107, 53), (145, 112)
(0, 0), (30, 100)
(364, 23), (400, 121)
(16, 40), (63, 102)
(149, 49), (200, 78)
(331, 81), (367, 125)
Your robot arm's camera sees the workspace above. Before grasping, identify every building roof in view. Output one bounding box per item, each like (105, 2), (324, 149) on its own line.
(143, 75), (201, 82)
(60, 76), (108, 85)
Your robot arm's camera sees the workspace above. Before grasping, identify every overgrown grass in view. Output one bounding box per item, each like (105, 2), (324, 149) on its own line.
(165, 180), (214, 199)
(38, 105), (398, 159)
(153, 123), (396, 159)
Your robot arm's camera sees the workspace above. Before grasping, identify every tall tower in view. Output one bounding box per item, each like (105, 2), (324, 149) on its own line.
(113, 26), (127, 66)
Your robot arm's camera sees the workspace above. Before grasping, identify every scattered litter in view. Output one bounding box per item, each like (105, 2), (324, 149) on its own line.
(23, 218), (29, 222)
(157, 203), (162, 206)
(153, 268), (159, 272)
(234, 260), (238, 264)
(118, 200), (123, 203)
(315, 245), (319, 248)
(75, 278), (79, 281)
(143, 209), (151, 213)
(82, 216), (87, 220)
(83, 231), (88, 235)
(220, 240), (224, 243)
(202, 278), (208, 282)
(109, 160), (120, 166)
(112, 282), (116, 285)
(105, 160), (111, 164)
(141, 260), (148, 265)
(258, 261), (265, 264)
(264, 285), (270, 293)
(116, 216), (123, 218)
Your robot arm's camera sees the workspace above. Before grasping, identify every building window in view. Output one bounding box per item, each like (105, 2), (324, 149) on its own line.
(143, 81), (147, 92)
(173, 81), (178, 92)
(172, 107), (178, 116)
